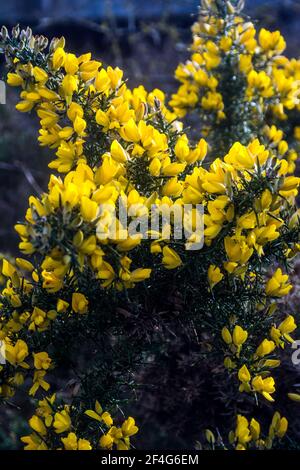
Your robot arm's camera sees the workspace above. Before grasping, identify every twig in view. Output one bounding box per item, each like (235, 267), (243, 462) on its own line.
(0, 161), (44, 194)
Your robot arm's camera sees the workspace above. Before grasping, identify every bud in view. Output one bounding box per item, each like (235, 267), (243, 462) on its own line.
(12, 24), (20, 39)
(226, 1), (235, 14)
(202, 0), (212, 10)
(25, 26), (33, 41)
(20, 29), (27, 42)
(55, 36), (66, 50)
(1, 25), (8, 41)
(288, 392), (300, 403)
(19, 39), (25, 51)
(205, 429), (215, 444)
(237, 0), (245, 11)
(33, 37), (41, 53)
(50, 36), (65, 54)
(49, 37), (58, 53)
(154, 97), (161, 111)
(41, 36), (49, 50)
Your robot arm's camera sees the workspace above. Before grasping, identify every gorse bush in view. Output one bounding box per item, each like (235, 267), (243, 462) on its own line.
(0, 0), (300, 450)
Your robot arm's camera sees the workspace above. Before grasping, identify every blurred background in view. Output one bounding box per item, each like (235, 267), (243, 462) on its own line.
(0, 0), (300, 253)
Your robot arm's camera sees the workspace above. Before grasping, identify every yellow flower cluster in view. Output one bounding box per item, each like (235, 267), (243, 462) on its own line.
(171, 0), (300, 164)
(222, 314), (297, 403)
(21, 396), (138, 450)
(204, 411), (288, 450)
(8, 42), (178, 176)
(0, 11), (299, 450)
(5, 37), (211, 291)
(10, 137), (300, 297)
(0, 260), (53, 399)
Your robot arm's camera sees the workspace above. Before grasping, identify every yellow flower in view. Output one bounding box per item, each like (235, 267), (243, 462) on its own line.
(79, 235), (97, 255)
(110, 140), (128, 163)
(80, 197), (98, 222)
(221, 326), (232, 345)
(29, 370), (50, 396)
(187, 138), (207, 163)
(29, 415), (47, 436)
(4, 18), (300, 451)
(16, 100), (34, 112)
(207, 264), (223, 288)
(95, 156), (120, 185)
(36, 394), (56, 420)
(121, 417), (139, 438)
(149, 157), (161, 176)
(61, 432), (92, 450)
(162, 162), (186, 177)
(101, 411), (114, 427)
(278, 315), (297, 343)
(15, 258), (34, 272)
(7, 72), (24, 86)
(28, 306), (47, 331)
(252, 375), (275, 402)
(235, 415), (251, 446)
(258, 28), (286, 54)
(270, 326), (284, 348)
(255, 339), (275, 358)
(5, 339), (29, 368)
(269, 412), (288, 439)
(279, 176), (300, 198)
(294, 126), (300, 141)
(33, 352), (52, 370)
(95, 68), (111, 93)
(224, 236), (253, 265)
(85, 401), (114, 427)
(95, 109), (110, 130)
(64, 53), (79, 75)
(250, 418), (260, 441)
(57, 299), (69, 313)
(38, 87), (59, 101)
(232, 325), (248, 347)
(53, 410), (72, 434)
(220, 36), (232, 52)
(263, 359), (280, 368)
(73, 115), (86, 135)
(239, 54), (252, 74)
(128, 268), (152, 283)
(42, 270), (64, 293)
(62, 74), (78, 97)
(162, 177), (183, 197)
(2, 259), (19, 286)
(33, 66), (48, 82)
(162, 246), (182, 270)
(21, 433), (48, 450)
(99, 433), (114, 449)
(265, 268), (292, 297)
(174, 135), (190, 161)
(52, 47), (66, 69)
(238, 364), (251, 384)
(120, 118), (140, 142)
(97, 261), (115, 288)
(276, 416), (288, 439)
(72, 293), (89, 314)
